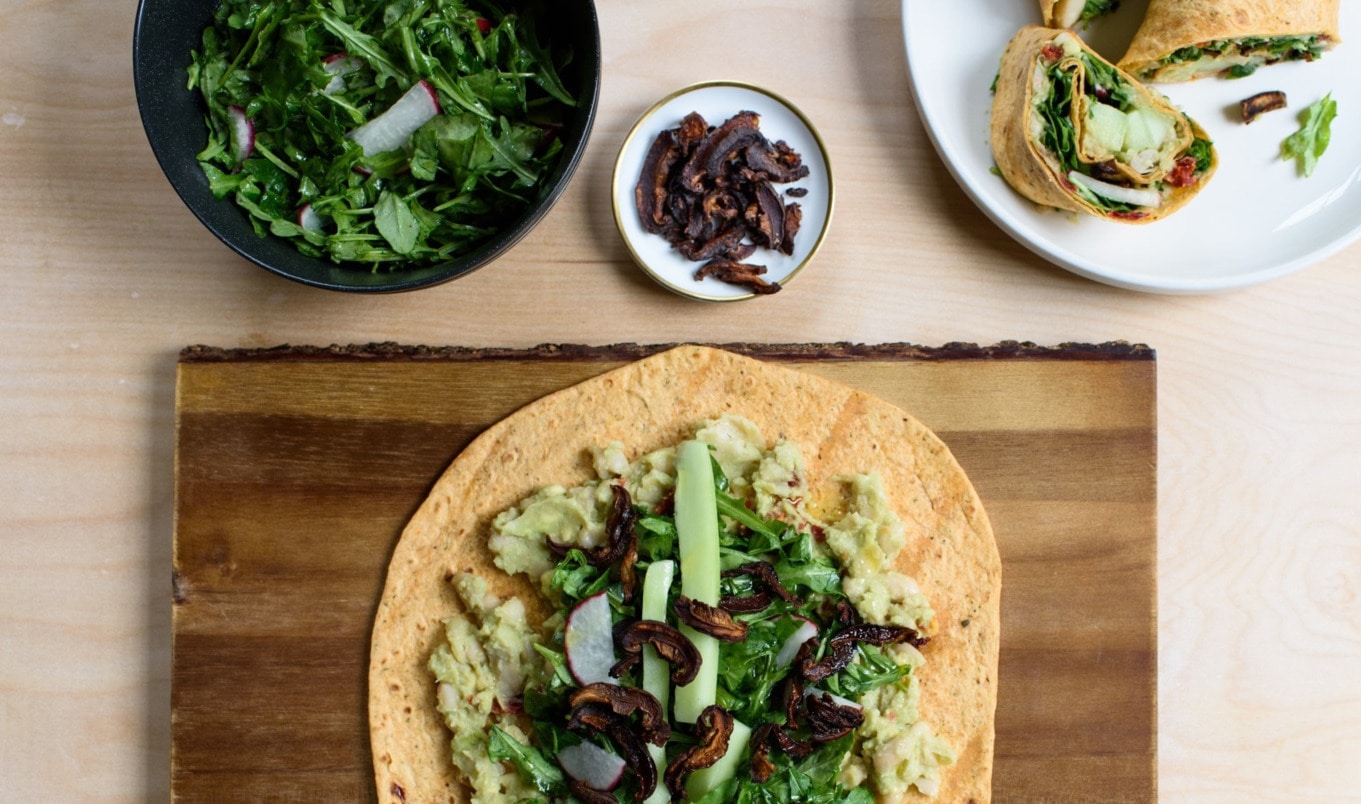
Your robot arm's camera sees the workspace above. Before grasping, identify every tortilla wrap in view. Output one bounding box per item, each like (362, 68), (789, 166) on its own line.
(368, 345), (1000, 803)
(991, 25), (1217, 224)
(1119, 0), (1341, 81)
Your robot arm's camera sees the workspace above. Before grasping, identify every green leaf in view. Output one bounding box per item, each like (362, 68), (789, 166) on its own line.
(487, 725), (565, 796)
(1283, 93), (1338, 178)
(548, 549), (608, 602)
(635, 513), (677, 561)
(374, 190), (421, 254)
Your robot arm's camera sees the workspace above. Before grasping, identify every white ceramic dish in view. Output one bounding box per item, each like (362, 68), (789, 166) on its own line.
(611, 81), (833, 301)
(902, 0), (1361, 293)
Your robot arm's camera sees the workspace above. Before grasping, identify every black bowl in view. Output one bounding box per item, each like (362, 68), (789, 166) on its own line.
(133, 0), (599, 292)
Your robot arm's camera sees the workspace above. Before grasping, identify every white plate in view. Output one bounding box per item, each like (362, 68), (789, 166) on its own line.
(902, 1), (1361, 293)
(611, 81), (833, 301)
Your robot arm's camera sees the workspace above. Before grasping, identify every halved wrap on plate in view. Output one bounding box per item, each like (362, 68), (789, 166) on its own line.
(368, 346), (1001, 803)
(991, 26), (1218, 224)
(1119, 0), (1341, 82)
(1039, 0), (1120, 30)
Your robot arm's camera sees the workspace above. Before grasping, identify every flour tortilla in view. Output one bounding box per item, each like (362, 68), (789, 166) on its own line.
(1119, 0), (1341, 79)
(368, 345), (1001, 803)
(991, 25), (1217, 223)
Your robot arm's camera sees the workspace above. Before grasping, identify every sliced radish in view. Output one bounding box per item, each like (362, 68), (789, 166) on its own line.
(775, 617), (819, 669)
(1067, 170), (1162, 209)
(557, 741), (627, 791)
(297, 203), (323, 232)
(227, 105), (254, 164)
(321, 53), (362, 95)
(347, 79), (441, 157)
(564, 592), (618, 686)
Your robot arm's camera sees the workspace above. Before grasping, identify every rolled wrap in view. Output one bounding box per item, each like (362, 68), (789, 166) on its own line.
(1119, 0), (1341, 81)
(991, 26), (1218, 224)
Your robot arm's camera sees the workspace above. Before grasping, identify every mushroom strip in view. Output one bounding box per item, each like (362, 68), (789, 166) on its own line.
(721, 561), (802, 613)
(567, 703), (659, 801)
(693, 260), (780, 295)
(545, 484), (641, 601)
(800, 623), (927, 683)
(804, 692), (865, 742)
(569, 683), (670, 747)
(610, 620), (702, 685)
(568, 778), (618, 804)
(1240, 91), (1288, 125)
(718, 589), (771, 614)
(748, 723), (813, 783)
(674, 595), (748, 642)
(664, 705), (735, 799)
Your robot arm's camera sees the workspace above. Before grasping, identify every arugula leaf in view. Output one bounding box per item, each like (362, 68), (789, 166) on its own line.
(549, 548), (609, 603)
(1079, 0), (1119, 23)
(1282, 93), (1337, 178)
(374, 190), (420, 254)
(635, 513), (678, 561)
(715, 490), (782, 542)
(826, 645), (914, 698)
(487, 725), (565, 796)
(1039, 67), (1079, 175)
(189, 0), (577, 271)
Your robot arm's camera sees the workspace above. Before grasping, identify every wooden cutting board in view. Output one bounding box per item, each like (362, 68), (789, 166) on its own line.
(171, 343), (1157, 803)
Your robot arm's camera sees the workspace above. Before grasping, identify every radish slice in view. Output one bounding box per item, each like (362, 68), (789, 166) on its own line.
(297, 204), (323, 232)
(564, 592), (618, 686)
(1067, 170), (1162, 209)
(347, 79), (441, 156)
(775, 617), (819, 669)
(227, 105), (254, 164)
(557, 741), (627, 791)
(321, 53), (362, 95)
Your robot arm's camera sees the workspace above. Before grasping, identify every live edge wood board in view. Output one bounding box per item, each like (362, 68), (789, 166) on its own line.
(171, 342), (1157, 803)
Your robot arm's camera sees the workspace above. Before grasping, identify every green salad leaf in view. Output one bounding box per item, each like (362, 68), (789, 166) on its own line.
(1079, 0), (1119, 24)
(487, 725), (565, 796)
(187, 0), (576, 270)
(1282, 93), (1338, 178)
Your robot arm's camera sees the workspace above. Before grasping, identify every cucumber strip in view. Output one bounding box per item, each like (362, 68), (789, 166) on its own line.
(685, 718), (752, 800)
(641, 559), (676, 804)
(673, 440), (720, 724)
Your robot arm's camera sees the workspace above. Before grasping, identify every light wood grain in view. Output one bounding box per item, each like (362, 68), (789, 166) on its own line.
(2, 0), (1361, 801)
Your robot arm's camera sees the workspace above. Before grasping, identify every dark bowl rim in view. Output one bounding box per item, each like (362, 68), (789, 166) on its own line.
(132, 0), (601, 293)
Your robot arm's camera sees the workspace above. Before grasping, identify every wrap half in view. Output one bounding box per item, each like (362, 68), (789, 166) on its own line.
(1039, 0), (1120, 30)
(991, 26), (1218, 224)
(1119, 0), (1341, 82)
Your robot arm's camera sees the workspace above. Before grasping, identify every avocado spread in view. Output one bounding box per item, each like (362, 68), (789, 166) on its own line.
(430, 414), (955, 801)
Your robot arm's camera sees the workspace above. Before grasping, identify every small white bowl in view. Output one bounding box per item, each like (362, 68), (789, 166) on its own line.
(611, 81), (834, 301)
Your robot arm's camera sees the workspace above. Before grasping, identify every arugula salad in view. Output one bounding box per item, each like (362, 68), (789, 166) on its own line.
(187, 0), (577, 269)
(429, 416), (955, 803)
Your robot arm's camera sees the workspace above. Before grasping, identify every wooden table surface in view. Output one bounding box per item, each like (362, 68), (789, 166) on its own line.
(2, 1), (1359, 802)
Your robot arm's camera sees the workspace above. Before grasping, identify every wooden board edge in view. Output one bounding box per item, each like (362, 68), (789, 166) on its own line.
(178, 341), (1156, 364)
